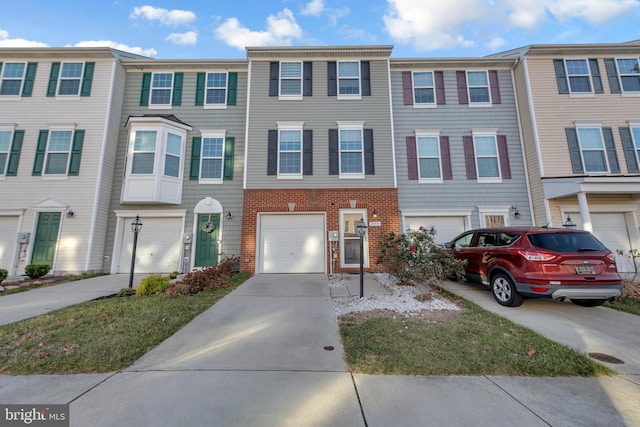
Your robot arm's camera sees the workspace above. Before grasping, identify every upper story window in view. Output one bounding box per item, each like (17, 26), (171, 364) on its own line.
(413, 72), (435, 104)
(328, 61), (370, 99)
(190, 131), (235, 183)
(280, 62), (302, 97)
(45, 130), (73, 174)
(553, 58), (603, 96)
(340, 126), (364, 176)
(416, 134), (441, 180)
(329, 123), (373, 177)
(151, 73), (173, 105)
(632, 127), (640, 165)
(467, 71), (490, 103)
(201, 133), (225, 180)
(140, 72), (183, 107)
(206, 73), (227, 105)
(338, 62), (361, 96)
(58, 63), (83, 95)
(576, 127), (609, 173)
(269, 62), (311, 99)
(1, 63), (26, 95)
(564, 60), (592, 93)
(278, 128), (303, 176)
(130, 128), (183, 177)
(0, 130), (11, 174)
(46, 61), (94, 98)
(474, 134), (500, 179)
(463, 132), (511, 182)
(616, 58), (640, 92)
(32, 128), (84, 177)
(131, 130), (157, 174)
(267, 124), (311, 178)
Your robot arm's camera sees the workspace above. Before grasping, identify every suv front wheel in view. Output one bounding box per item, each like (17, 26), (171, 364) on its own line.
(491, 273), (524, 307)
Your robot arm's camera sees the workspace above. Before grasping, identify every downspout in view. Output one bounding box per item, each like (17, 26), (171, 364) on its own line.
(387, 58), (397, 189)
(243, 60), (252, 190)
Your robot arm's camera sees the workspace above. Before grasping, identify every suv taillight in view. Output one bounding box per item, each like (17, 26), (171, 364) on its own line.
(513, 250), (557, 261)
(605, 253), (616, 263)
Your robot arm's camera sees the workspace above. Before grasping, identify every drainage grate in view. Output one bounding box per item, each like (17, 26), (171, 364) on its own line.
(324, 346), (335, 351)
(588, 352), (625, 364)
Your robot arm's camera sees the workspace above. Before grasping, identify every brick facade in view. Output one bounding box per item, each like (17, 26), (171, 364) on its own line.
(240, 188), (400, 274)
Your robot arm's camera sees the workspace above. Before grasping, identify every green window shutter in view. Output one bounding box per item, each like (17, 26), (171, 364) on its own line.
(602, 127), (619, 173)
(223, 137), (235, 180)
(172, 72), (183, 106)
(47, 62), (60, 97)
(140, 72), (151, 106)
(604, 58), (621, 93)
(189, 137), (201, 180)
(227, 72), (237, 105)
(33, 130), (48, 175)
(22, 63), (37, 96)
(619, 127), (639, 173)
(589, 59), (603, 94)
(565, 128), (584, 174)
(80, 62), (95, 96)
(68, 130), (84, 176)
(6, 130), (24, 176)
(554, 59), (569, 94)
(195, 72), (205, 106)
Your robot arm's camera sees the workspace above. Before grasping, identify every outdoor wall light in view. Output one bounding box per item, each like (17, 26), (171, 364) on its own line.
(227, 211), (232, 220)
(372, 209), (378, 219)
(66, 210), (75, 218)
(511, 206), (520, 218)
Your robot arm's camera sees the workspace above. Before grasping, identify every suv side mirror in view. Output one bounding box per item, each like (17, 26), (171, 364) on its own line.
(444, 242), (454, 249)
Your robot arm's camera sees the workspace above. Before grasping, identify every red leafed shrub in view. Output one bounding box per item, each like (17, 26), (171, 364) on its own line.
(164, 256), (239, 296)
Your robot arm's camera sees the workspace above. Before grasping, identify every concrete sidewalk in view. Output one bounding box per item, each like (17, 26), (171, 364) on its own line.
(0, 273), (639, 426)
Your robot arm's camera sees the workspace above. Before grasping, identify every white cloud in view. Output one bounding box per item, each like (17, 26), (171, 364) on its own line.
(71, 40), (157, 57)
(548, 0), (640, 24)
(502, 0), (548, 30)
(165, 31), (198, 45)
(0, 29), (48, 47)
(301, 0), (325, 16)
(214, 8), (303, 50)
(487, 36), (507, 51)
(130, 5), (196, 26)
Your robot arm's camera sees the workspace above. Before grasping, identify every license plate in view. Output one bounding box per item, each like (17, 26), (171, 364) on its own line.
(575, 265), (594, 274)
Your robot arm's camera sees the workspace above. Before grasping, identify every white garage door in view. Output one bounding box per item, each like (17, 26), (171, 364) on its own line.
(259, 214), (325, 273)
(119, 217), (182, 273)
(405, 216), (466, 244)
(0, 216), (19, 271)
(571, 212), (633, 272)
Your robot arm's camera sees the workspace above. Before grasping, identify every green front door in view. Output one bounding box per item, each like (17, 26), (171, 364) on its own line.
(195, 214), (220, 267)
(32, 212), (61, 266)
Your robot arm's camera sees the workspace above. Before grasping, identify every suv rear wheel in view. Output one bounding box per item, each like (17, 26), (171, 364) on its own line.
(491, 273), (524, 307)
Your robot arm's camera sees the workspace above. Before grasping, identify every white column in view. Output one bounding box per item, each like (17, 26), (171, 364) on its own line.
(577, 192), (592, 232)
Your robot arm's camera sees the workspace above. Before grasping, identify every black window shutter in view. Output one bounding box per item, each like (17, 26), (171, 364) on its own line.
(223, 137), (235, 180)
(22, 62), (37, 97)
(195, 72), (205, 106)
(406, 136), (418, 180)
(364, 129), (374, 175)
(554, 59), (569, 94)
(269, 62), (279, 96)
(602, 127), (620, 173)
(172, 72), (183, 106)
(68, 130), (84, 176)
(80, 62), (94, 96)
(489, 70), (501, 104)
(497, 135), (511, 179)
(440, 136), (452, 179)
(6, 130), (24, 176)
(463, 135), (476, 179)
(47, 62), (60, 97)
(329, 129), (339, 174)
(565, 128), (584, 173)
(303, 130), (313, 175)
(589, 59), (604, 94)
(267, 130), (278, 175)
(327, 62), (337, 96)
(303, 62), (312, 97)
(456, 71), (468, 104)
(189, 137), (201, 180)
(140, 72), (151, 106)
(361, 61), (371, 96)
(402, 72), (413, 105)
(619, 127), (639, 173)
(227, 72), (237, 105)
(435, 71), (446, 105)
(33, 130), (48, 175)
(604, 58), (621, 93)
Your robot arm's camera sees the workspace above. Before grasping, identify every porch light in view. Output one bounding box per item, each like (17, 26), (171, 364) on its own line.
(563, 215), (577, 229)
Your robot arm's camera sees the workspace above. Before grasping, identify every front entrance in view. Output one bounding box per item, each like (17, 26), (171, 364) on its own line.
(32, 212), (61, 266)
(195, 214), (220, 267)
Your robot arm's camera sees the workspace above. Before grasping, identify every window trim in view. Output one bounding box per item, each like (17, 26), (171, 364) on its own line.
(149, 72), (174, 108)
(337, 122), (365, 178)
(204, 72), (228, 108)
(478, 206), (511, 228)
(0, 62), (26, 97)
(279, 61), (303, 100)
(473, 131), (502, 183)
(466, 70), (491, 106)
(412, 71), (436, 107)
(631, 124), (640, 168)
(57, 62), (84, 96)
(415, 131), (443, 183)
(615, 57), (640, 96)
(199, 130), (226, 183)
(0, 127), (13, 177)
(337, 61), (362, 100)
(563, 58), (595, 97)
(576, 125), (610, 174)
(276, 122), (304, 179)
(43, 127), (75, 178)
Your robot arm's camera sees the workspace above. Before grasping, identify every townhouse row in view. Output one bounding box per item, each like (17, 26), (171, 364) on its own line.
(1, 42), (639, 277)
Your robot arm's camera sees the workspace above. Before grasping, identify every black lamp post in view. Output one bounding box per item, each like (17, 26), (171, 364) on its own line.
(355, 217), (368, 298)
(128, 215), (143, 289)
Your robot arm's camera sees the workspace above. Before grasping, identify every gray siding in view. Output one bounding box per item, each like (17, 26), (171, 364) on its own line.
(246, 59), (395, 189)
(391, 67), (532, 228)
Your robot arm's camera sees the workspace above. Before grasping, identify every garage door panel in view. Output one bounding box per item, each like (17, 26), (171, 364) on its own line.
(119, 217), (182, 273)
(0, 217), (19, 271)
(405, 217), (466, 244)
(571, 213), (633, 272)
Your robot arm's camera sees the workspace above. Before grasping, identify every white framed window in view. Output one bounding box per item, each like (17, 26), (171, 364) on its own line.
(58, 62), (84, 96)
(131, 130), (157, 174)
(564, 59), (593, 93)
(577, 127), (608, 173)
(413, 71), (435, 105)
(467, 71), (490, 104)
(150, 72), (173, 106)
(280, 62), (302, 98)
(277, 124), (303, 177)
(474, 133), (501, 181)
(339, 123), (364, 177)
(164, 133), (182, 178)
(44, 130), (73, 175)
(0, 129), (11, 175)
(340, 210), (368, 268)
(338, 61), (361, 98)
(616, 58), (640, 93)
(200, 131), (225, 182)
(0, 63), (26, 96)
(205, 72), (227, 106)
(478, 206), (511, 228)
(416, 133), (442, 182)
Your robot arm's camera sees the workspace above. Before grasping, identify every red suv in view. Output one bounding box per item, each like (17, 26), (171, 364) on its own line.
(444, 227), (623, 307)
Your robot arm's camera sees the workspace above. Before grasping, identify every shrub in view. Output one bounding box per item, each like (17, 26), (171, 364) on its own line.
(378, 226), (466, 285)
(165, 256), (239, 295)
(24, 264), (51, 280)
(0, 269), (7, 283)
(136, 274), (172, 296)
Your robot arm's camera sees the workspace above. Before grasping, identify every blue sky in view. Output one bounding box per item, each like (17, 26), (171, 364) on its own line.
(1, 0), (640, 59)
